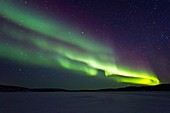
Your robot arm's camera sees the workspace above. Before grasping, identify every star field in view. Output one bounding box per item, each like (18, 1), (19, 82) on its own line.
(0, 0), (169, 89)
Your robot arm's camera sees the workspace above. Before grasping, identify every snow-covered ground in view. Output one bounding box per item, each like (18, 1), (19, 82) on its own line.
(0, 92), (170, 113)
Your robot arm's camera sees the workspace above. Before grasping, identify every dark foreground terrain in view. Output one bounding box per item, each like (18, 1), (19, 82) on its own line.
(0, 84), (170, 92)
(0, 91), (170, 113)
(0, 84), (170, 113)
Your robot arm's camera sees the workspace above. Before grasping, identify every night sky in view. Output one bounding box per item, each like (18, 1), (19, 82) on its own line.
(0, 0), (169, 89)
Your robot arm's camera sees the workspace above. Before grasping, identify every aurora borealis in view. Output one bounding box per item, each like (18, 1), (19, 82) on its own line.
(0, 0), (169, 89)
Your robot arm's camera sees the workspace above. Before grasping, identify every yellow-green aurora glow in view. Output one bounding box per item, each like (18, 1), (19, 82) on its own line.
(0, 1), (160, 85)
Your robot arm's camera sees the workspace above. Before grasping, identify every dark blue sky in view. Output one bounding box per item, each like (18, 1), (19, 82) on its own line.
(0, 0), (169, 89)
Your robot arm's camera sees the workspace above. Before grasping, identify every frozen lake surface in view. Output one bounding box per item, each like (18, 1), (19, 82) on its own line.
(0, 92), (170, 113)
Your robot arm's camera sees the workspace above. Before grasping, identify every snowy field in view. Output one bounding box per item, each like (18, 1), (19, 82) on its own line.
(0, 92), (170, 113)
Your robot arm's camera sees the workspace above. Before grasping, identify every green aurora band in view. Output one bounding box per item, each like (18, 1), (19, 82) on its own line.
(0, 1), (160, 85)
